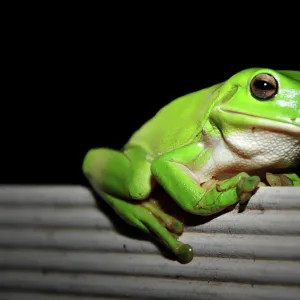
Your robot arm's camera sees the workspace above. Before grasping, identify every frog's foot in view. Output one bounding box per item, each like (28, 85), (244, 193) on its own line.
(216, 172), (261, 204)
(102, 192), (194, 264)
(266, 172), (300, 186)
(140, 201), (194, 264)
(136, 202), (193, 264)
(141, 201), (184, 235)
(213, 172), (260, 213)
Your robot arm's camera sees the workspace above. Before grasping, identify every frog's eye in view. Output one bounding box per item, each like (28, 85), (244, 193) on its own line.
(250, 73), (278, 100)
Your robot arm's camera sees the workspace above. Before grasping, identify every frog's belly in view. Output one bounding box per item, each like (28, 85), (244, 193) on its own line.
(193, 129), (300, 184)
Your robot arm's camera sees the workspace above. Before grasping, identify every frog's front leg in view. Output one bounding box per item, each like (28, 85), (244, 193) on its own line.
(151, 143), (261, 215)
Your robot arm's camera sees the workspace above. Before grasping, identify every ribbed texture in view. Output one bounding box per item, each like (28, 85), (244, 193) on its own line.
(0, 185), (299, 300)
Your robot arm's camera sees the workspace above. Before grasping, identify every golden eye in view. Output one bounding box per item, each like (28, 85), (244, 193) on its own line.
(250, 73), (278, 100)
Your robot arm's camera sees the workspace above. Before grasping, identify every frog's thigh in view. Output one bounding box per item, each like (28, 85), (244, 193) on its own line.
(82, 146), (152, 200)
(102, 191), (193, 264)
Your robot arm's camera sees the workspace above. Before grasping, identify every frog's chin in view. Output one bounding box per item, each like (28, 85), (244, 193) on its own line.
(218, 108), (300, 136)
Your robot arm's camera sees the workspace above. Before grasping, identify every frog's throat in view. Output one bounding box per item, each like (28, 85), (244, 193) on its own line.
(219, 108), (300, 136)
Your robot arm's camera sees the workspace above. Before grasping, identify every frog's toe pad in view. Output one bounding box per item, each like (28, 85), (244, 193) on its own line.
(238, 176), (260, 193)
(169, 219), (184, 235)
(266, 173), (293, 186)
(175, 244), (194, 264)
(237, 175), (260, 204)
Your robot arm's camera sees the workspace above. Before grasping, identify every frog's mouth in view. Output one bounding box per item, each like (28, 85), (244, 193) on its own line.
(219, 108), (300, 136)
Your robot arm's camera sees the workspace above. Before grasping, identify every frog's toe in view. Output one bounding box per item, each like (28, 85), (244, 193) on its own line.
(175, 243), (194, 264)
(167, 218), (184, 235)
(238, 175), (260, 192)
(142, 201), (184, 235)
(237, 175), (260, 205)
(266, 172), (294, 186)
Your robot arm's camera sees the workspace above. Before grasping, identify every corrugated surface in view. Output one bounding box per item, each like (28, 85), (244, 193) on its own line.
(0, 185), (299, 300)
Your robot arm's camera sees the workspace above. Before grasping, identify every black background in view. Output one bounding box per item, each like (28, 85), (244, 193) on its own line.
(2, 10), (299, 185)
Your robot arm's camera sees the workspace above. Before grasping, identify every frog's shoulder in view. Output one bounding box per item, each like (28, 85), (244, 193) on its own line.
(125, 83), (223, 154)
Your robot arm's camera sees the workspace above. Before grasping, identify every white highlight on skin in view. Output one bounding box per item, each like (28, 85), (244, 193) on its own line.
(193, 128), (300, 184)
(276, 100), (297, 109)
(280, 88), (299, 104)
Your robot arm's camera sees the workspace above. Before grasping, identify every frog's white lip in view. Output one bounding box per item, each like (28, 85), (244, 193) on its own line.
(220, 108), (300, 136)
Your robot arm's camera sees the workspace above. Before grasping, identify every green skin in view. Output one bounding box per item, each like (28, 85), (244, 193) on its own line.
(83, 68), (300, 264)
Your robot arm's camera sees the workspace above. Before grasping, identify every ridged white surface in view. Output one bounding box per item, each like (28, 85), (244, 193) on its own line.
(0, 185), (299, 300)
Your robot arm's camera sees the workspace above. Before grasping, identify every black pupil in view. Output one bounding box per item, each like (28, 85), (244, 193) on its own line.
(254, 79), (273, 90)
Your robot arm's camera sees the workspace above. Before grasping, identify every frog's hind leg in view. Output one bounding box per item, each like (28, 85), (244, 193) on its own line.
(101, 191), (194, 264)
(82, 146), (193, 263)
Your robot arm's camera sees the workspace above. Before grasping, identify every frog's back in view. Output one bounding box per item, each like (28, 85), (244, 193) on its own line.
(279, 70), (300, 82)
(125, 83), (222, 155)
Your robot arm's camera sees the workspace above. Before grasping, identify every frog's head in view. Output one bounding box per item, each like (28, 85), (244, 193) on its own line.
(210, 68), (300, 171)
(212, 68), (300, 134)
